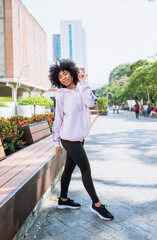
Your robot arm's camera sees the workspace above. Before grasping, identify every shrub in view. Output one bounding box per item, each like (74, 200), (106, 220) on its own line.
(0, 97), (13, 102)
(8, 113), (54, 131)
(0, 113), (54, 155)
(0, 118), (24, 155)
(96, 97), (108, 113)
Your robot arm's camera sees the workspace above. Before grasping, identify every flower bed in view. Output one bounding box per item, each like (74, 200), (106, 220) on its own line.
(0, 118), (24, 156)
(0, 113), (54, 156)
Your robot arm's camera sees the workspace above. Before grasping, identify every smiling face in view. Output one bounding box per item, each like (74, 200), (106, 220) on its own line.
(58, 70), (75, 89)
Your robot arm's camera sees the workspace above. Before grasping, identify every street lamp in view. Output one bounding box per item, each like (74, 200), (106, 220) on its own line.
(18, 64), (30, 87)
(15, 64), (30, 115)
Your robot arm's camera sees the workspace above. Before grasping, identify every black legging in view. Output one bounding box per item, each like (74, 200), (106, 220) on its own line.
(60, 139), (99, 203)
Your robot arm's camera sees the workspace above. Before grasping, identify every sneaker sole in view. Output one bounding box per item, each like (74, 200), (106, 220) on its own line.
(57, 205), (80, 209)
(90, 206), (113, 221)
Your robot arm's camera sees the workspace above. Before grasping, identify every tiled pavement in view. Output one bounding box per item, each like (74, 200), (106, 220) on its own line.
(25, 112), (157, 240)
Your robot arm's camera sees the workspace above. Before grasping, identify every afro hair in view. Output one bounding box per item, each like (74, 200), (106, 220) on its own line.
(49, 59), (79, 88)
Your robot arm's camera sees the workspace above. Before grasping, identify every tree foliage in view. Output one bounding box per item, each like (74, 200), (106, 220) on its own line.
(109, 63), (131, 82)
(98, 58), (157, 106)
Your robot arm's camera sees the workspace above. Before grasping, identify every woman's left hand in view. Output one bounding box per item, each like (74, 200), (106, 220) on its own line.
(78, 73), (86, 82)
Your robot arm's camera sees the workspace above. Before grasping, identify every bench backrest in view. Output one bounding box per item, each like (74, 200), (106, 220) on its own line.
(0, 139), (6, 161)
(18, 121), (51, 145)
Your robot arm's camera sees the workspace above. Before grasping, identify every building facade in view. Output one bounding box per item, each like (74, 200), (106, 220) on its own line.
(0, 0), (49, 106)
(60, 19), (87, 71)
(52, 34), (61, 62)
(0, 0), (5, 79)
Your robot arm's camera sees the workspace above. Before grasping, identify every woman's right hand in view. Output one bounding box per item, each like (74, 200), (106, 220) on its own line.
(56, 146), (63, 158)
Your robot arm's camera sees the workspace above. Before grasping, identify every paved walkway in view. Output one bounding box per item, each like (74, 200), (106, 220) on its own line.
(26, 112), (157, 240)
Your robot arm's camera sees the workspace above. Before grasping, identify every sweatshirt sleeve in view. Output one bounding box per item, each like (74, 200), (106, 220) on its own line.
(52, 93), (64, 147)
(79, 79), (97, 108)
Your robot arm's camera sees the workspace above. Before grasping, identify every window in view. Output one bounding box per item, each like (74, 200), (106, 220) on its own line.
(69, 24), (73, 60)
(57, 35), (61, 60)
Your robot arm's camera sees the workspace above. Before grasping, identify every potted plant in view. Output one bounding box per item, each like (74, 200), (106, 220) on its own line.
(96, 97), (108, 115)
(18, 95), (53, 115)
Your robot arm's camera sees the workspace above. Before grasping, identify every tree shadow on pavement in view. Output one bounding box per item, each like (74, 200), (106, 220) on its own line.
(86, 129), (157, 165)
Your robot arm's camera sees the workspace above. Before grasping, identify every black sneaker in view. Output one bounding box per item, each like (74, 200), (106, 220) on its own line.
(91, 204), (114, 220)
(57, 197), (81, 209)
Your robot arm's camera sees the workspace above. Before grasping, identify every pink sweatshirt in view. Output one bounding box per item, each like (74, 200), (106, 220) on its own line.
(53, 79), (97, 147)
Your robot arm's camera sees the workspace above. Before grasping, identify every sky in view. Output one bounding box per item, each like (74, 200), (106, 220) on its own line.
(21, 0), (157, 87)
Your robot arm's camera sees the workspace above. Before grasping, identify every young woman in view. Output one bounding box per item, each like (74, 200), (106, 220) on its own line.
(49, 59), (114, 220)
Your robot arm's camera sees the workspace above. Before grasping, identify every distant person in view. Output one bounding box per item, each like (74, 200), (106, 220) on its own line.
(116, 105), (119, 114)
(49, 59), (114, 221)
(134, 102), (140, 119)
(143, 103), (148, 118)
(112, 104), (115, 113)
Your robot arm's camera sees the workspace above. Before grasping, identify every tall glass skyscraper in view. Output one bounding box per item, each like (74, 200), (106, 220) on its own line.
(60, 19), (87, 71)
(52, 20), (87, 72)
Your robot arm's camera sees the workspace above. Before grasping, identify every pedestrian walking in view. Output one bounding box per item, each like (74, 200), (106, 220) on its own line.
(134, 102), (139, 119)
(116, 105), (119, 114)
(49, 59), (114, 221)
(143, 103), (148, 118)
(112, 104), (115, 113)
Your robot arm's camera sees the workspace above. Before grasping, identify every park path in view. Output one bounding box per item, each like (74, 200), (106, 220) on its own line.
(25, 111), (157, 240)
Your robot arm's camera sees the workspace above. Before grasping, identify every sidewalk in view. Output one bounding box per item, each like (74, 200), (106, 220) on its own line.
(25, 112), (157, 240)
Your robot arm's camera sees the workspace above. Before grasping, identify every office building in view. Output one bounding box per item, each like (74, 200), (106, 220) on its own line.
(60, 19), (87, 71)
(52, 19), (87, 72)
(52, 34), (61, 61)
(0, 0), (49, 110)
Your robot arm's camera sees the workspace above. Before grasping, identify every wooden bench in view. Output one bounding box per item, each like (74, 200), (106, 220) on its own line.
(18, 121), (51, 145)
(152, 112), (157, 118)
(0, 139), (6, 161)
(0, 135), (66, 240)
(89, 109), (99, 115)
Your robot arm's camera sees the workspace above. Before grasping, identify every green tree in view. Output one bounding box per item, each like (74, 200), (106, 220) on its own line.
(127, 59), (150, 77)
(96, 85), (108, 98)
(109, 63), (131, 82)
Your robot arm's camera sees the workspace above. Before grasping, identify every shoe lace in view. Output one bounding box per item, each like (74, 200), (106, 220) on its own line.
(68, 198), (74, 203)
(101, 204), (109, 213)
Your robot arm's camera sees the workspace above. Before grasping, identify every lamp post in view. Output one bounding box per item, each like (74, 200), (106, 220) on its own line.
(15, 64), (30, 115)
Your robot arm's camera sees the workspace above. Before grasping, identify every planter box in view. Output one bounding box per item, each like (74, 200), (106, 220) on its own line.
(99, 112), (107, 116)
(0, 139), (6, 161)
(18, 121), (51, 146)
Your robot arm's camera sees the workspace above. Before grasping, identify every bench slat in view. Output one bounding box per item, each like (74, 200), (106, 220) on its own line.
(0, 138), (52, 176)
(32, 128), (51, 142)
(30, 121), (50, 133)
(0, 141), (54, 188)
(0, 136), (52, 169)
(0, 145), (56, 204)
